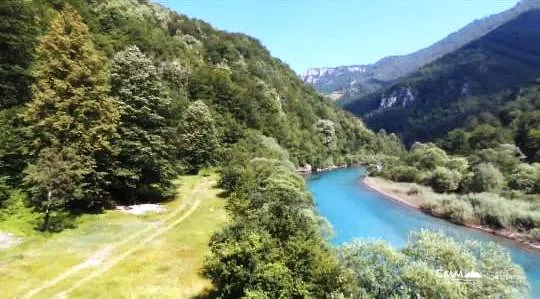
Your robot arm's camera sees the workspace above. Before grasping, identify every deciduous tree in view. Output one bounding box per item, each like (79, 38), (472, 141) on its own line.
(111, 45), (176, 200)
(179, 100), (219, 172)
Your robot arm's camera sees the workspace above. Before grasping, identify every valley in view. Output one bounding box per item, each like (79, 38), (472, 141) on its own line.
(1, 0), (539, 298)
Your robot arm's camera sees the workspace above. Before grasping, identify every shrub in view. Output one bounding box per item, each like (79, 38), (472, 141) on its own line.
(422, 194), (474, 224)
(429, 167), (462, 193)
(408, 143), (449, 171)
(218, 166), (244, 192)
(465, 193), (511, 229)
(338, 231), (527, 298)
(445, 157), (469, 173)
(508, 163), (537, 194)
(391, 166), (420, 183)
(469, 163), (505, 193)
(464, 193), (540, 231)
(407, 185), (422, 196)
(510, 210), (540, 231)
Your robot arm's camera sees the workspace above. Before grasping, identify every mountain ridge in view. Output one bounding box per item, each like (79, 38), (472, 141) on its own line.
(342, 8), (540, 161)
(302, 0), (539, 101)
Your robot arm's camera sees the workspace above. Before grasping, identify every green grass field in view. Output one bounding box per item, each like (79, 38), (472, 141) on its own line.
(0, 175), (227, 299)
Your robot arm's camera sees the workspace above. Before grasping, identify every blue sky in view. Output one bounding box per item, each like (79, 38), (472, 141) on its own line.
(156, 0), (518, 73)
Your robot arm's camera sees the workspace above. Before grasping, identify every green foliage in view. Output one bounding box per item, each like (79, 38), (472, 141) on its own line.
(465, 193), (540, 231)
(0, 1), (41, 108)
(205, 158), (354, 298)
(0, 107), (27, 186)
(429, 167), (462, 193)
(0, 190), (40, 235)
(468, 124), (507, 150)
(218, 131), (292, 192)
(508, 163), (539, 194)
(24, 148), (89, 231)
(110, 45), (177, 200)
(339, 230), (527, 299)
(179, 100), (220, 173)
(338, 241), (412, 298)
(422, 194), (475, 224)
(390, 165), (421, 183)
(315, 119), (337, 150)
(468, 144), (524, 176)
(408, 142), (449, 171)
(468, 163), (505, 193)
(442, 129), (470, 155)
(22, 6), (121, 226)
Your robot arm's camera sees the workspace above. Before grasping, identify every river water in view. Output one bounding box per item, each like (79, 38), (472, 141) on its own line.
(307, 167), (540, 298)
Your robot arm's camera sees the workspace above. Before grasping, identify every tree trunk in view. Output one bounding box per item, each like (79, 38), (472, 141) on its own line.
(42, 191), (52, 231)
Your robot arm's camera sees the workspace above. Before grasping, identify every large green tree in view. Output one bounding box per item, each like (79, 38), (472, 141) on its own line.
(22, 6), (120, 220)
(110, 45), (176, 200)
(179, 100), (219, 172)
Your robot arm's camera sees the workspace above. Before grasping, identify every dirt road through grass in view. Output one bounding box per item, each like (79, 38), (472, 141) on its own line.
(0, 175), (226, 299)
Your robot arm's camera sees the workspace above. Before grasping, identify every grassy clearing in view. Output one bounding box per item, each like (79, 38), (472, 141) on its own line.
(0, 174), (227, 299)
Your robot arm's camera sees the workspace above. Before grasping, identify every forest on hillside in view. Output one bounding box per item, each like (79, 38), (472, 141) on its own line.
(345, 9), (540, 157)
(0, 0), (392, 226)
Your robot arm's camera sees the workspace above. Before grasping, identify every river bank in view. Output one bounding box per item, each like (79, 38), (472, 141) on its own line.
(297, 163), (350, 174)
(362, 176), (540, 251)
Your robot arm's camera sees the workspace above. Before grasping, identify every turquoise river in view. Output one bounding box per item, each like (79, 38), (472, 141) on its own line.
(307, 167), (540, 298)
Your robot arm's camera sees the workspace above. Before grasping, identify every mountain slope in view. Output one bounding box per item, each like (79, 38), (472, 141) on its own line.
(0, 0), (381, 173)
(302, 0), (538, 101)
(343, 8), (540, 155)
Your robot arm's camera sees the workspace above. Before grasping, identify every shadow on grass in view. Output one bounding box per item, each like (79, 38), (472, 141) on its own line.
(191, 288), (219, 299)
(216, 190), (230, 199)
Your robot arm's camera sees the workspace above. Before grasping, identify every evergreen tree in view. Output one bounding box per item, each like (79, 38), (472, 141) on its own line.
(22, 6), (120, 217)
(111, 45), (176, 200)
(180, 100), (219, 172)
(0, 1), (40, 108)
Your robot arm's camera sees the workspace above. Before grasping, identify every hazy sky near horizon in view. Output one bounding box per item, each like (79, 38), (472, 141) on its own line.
(156, 0), (519, 73)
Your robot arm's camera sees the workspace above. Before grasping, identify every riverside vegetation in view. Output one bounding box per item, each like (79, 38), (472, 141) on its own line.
(367, 140), (540, 246)
(0, 1), (531, 298)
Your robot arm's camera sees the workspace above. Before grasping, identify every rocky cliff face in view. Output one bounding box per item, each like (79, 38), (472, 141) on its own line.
(301, 65), (369, 85)
(300, 64), (385, 100)
(379, 88), (415, 108)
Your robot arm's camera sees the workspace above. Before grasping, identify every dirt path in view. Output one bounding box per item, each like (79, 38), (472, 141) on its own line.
(23, 179), (211, 299)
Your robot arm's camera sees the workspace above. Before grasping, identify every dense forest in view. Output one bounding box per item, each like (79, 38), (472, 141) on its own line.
(344, 8), (540, 153)
(0, 0), (386, 226)
(0, 0), (531, 298)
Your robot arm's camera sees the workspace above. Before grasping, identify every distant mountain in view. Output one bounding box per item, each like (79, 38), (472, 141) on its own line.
(343, 8), (540, 154)
(302, 0), (539, 101)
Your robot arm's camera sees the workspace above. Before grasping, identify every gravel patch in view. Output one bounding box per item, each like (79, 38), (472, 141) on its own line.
(115, 204), (167, 215)
(0, 232), (22, 249)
